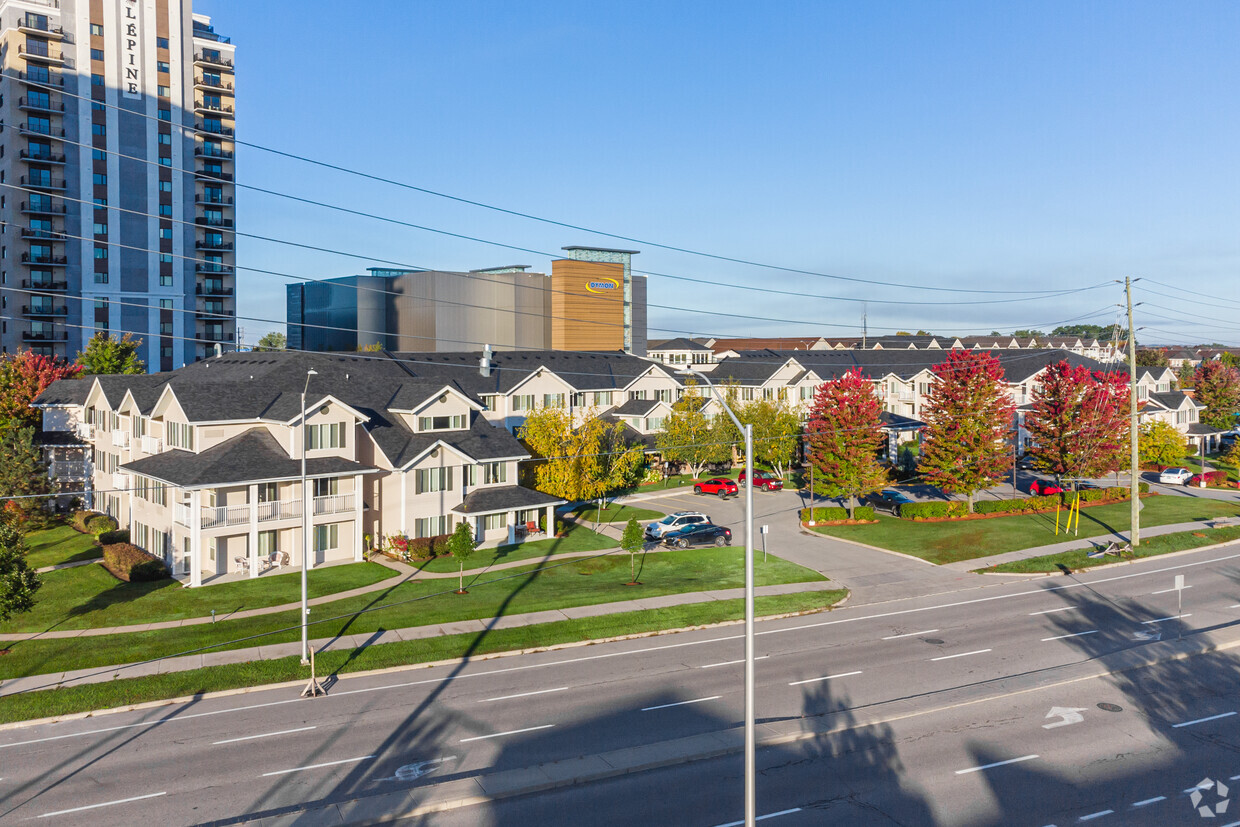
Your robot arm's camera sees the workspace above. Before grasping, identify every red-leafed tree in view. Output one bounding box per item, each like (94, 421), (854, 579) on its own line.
(1025, 361), (1131, 486)
(804, 368), (888, 518)
(0, 351), (82, 432)
(918, 350), (1016, 512)
(1192, 361), (1240, 430)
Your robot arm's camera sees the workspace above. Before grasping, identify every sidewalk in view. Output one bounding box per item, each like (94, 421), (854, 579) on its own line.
(939, 519), (1240, 571)
(0, 579), (841, 697)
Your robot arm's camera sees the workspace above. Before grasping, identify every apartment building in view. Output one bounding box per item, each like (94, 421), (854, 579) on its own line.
(0, 1), (235, 370)
(705, 335), (1122, 362)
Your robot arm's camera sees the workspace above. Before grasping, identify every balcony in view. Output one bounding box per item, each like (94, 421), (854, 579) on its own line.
(112, 472), (131, 492)
(20, 228), (66, 240)
(196, 263), (234, 276)
(21, 253), (68, 266)
(22, 329), (67, 342)
(21, 175), (67, 191)
(196, 122), (234, 136)
(194, 75), (234, 93)
(313, 494), (355, 517)
(257, 499), (302, 522)
(196, 305), (230, 320)
(195, 168), (234, 182)
(18, 20), (66, 39)
(200, 330), (235, 343)
(194, 216), (234, 228)
(19, 122), (65, 138)
(195, 194), (234, 206)
(50, 460), (90, 479)
(111, 430), (129, 448)
(21, 201), (66, 215)
(194, 100), (234, 116)
(18, 70), (64, 87)
(18, 43), (67, 65)
(194, 146), (234, 160)
(141, 435), (163, 454)
(18, 96), (64, 113)
(201, 504), (251, 529)
(196, 239), (234, 251)
(193, 52), (234, 69)
(23, 278), (67, 291)
(75, 423), (94, 441)
(20, 150), (66, 164)
(22, 304), (66, 317)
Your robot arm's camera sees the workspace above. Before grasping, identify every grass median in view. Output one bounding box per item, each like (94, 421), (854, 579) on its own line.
(24, 525), (102, 570)
(0, 546), (825, 681)
(565, 503), (664, 523)
(411, 523), (615, 574)
(813, 495), (1240, 565)
(981, 525), (1240, 573)
(0, 589), (847, 724)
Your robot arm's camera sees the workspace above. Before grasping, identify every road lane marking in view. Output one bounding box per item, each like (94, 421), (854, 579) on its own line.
(882, 629), (939, 639)
(479, 687), (568, 703)
(1041, 631), (1099, 641)
(1030, 607), (1077, 615)
(1173, 711), (1237, 728)
(1142, 614), (1191, 624)
(1229, 604), (1240, 609)
(701, 656), (769, 669)
(37, 791), (167, 818)
(712, 807), (802, 827)
(213, 726), (316, 745)
(1230, 774), (1240, 781)
(955, 754), (1038, 774)
(262, 755), (374, 776)
(1079, 810), (1113, 821)
(788, 671), (862, 686)
(931, 649), (992, 662)
(459, 724), (554, 743)
(1151, 586), (1192, 595)
(642, 696), (721, 711)
(1132, 796), (1165, 806)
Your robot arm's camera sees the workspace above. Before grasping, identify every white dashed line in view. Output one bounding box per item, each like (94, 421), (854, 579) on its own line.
(1142, 614), (1191, 624)
(641, 696), (721, 712)
(788, 671), (862, 686)
(1151, 585), (1192, 595)
(932, 649), (992, 662)
(213, 726), (316, 745)
(1041, 630), (1099, 641)
(37, 792), (167, 819)
(881, 629), (939, 640)
(262, 755), (373, 776)
(459, 724), (554, 743)
(701, 656), (769, 669)
(1173, 711), (1237, 728)
(1079, 810), (1113, 822)
(955, 754), (1038, 774)
(1131, 796), (1165, 806)
(1030, 606), (1077, 615)
(711, 808), (803, 827)
(479, 687), (568, 703)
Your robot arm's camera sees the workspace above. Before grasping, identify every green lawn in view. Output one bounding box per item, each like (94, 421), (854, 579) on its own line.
(0, 561), (398, 634)
(566, 502), (664, 522)
(0, 589), (847, 724)
(0, 547), (826, 680)
(814, 495), (1240, 565)
(984, 525), (1240, 573)
(412, 523), (617, 573)
(23, 525), (101, 570)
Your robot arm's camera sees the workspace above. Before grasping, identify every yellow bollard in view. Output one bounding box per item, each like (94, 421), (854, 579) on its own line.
(1055, 498), (1061, 535)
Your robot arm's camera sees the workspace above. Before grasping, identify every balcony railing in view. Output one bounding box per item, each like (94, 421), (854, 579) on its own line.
(20, 150), (66, 164)
(195, 100), (234, 116)
(200, 503), (250, 529)
(196, 263), (234, 275)
(195, 168), (234, 182)
(22, 304), (66, 317)
(22, 329), (66, 342)
(194, 217), (234, 228)
(19, 70), (65, 87)
(257, 499), (302, 522)
(75, 423), (94, 441)
(314, 493), (356, 516)
(18, 43), (67, 65)
(196, 122), (234, 136)
(194, 146), (234, 159)
(23, 278), (67, 291)
(50, 460), (90, 478)
(111, 472), (131, 492)
(173, 502), (191, 527)
(111, 430), (129, 448)
(19, 96), (63, 113)
(20, 175), (66, 191)
(195, 194), (234, 205)
(20, 228), (67, 240)
(200, 330), (235, 343)
(193, 75), (234, 92)
(193, 52), (234, 68)
(196, 239), (234, 250)
(196, 283), (233, 295)
(141, 435), (163, 454)
(18, 20), (66, 39)
(21, 253), (68, 265)
(21, 201), (66, 214)
(19, 122), (65, 138)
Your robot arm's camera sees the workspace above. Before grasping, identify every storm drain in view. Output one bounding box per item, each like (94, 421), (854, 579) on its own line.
(1098, 702), (1124, 713)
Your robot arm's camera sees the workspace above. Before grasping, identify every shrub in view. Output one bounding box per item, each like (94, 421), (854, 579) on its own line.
(96, 528), (130, 545)
(101, 542), (168, 582)
(556, 519), (567, 535)
(429, 533), (453, 556)
(72, 510), (101, 533)
(1139, 482), (1150, 494)
(800, 506), (875, 522)
(1204, 470), (1229, 486)
(86, 514), (118, 536)
(407, 537), (434, 560)
(899, 501), (968, 519)
(853, 506), (876, 521)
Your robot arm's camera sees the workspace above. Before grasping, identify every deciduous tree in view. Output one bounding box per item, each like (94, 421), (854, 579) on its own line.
(1136, 348), (1169, 367)
(255, 331), (287, 352)
(0, 517), (40, 623)
(621, 515), (644, 585)
(519, 408), (644, 513)
(0, 425), (55, 528)
(918, 350), (1015, 512)
(1024, 361), (1131, 485)
(804, 368), (888, 518)
(739, 397), (801, 479)
(1139, 420), (1189, 468)
(0, 351), (81, 432)
(76, 332), (144, 375)
(656, 386), (729, 478)
(1192, 361), (1240, 429)
(447, 521), (477, 594)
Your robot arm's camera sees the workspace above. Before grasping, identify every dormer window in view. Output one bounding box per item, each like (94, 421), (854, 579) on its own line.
(306, 422), (346, 449)
(418, 414), (465, 432)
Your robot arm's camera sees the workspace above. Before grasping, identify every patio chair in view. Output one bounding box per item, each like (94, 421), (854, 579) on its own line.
(525, 520), (543, 536)
(234, 555), (250, 573)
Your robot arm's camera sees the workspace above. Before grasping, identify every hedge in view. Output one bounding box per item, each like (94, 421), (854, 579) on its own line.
(800, 506), (876, 522)
(71, 510), (104, 533)
(1200, 470), (1230, 486)
(101, 542), (169, 582)
(95, 528), (130, 545)
(86, 514), (119, 536)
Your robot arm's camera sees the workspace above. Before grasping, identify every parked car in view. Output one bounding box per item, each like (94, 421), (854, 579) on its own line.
(1159, 467), (1193, 485)
(694, 478), (739, 498)
(645, 511), (710, 540)
(864, 488), (914, 515)
(737, 470), (784, 491)
(1015, 454), (1038, 470)
(662, 523), (732, 548)
(1064, 480), (1100, 491)
(1029, 479), (1064, 496)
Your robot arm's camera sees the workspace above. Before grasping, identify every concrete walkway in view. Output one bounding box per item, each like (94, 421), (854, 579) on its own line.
(0, 579), (842, 697)
(33, 557), (102, 574)
(938, 518), (1240, 571)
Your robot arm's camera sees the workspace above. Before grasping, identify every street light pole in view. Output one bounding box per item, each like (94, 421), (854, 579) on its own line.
(300, 368), (317, 665)
(679, 367), (755, 827)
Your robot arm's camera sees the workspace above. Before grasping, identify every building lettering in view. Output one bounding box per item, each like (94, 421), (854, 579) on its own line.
(121, 0), (141, 99)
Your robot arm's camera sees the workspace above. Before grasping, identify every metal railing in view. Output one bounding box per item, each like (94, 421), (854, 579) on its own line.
(200, 503), (251, 529)
(313, 493), (355, 516)
(257, 499), (302, 522)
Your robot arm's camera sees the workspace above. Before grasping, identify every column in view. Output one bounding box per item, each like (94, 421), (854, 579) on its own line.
(247, 483), (259, 578)
(546, 504), (556, 536)
(507, 510), (517, 545)
(400, 473), (408, 535)
(353, 473), (364, 562)
(189, 489), (202, 588)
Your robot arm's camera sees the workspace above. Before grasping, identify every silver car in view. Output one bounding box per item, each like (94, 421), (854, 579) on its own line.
(645, 511), (709, 539)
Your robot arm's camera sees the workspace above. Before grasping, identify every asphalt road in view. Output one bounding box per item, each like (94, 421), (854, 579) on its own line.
(6, 537), (1240, 825)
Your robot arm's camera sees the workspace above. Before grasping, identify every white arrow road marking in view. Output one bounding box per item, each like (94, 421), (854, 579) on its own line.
(1042, 707), (1087, 729)
(385, 756), (458, 782)
(1132, 631), (1162, 641)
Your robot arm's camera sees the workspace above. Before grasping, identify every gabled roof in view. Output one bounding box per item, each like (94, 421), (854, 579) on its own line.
(1149, 391), (1199, 411)
(720, 348), (1110, 383)
(451, 485), (564, 515)
(611, 398), (663, 417)
(649, 337), (711, 352)
(32, 377), (92, 407)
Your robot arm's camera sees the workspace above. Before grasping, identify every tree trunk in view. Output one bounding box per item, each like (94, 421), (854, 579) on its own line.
(847, 495), (857, 520)
(966, 491), (974, 514)
(458, 561), (464, 594)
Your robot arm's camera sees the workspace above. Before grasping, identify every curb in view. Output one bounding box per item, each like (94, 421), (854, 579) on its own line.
(971, 534), (1240, 577)
(798, 524), (940, 567)
(0, 593), (849, 732)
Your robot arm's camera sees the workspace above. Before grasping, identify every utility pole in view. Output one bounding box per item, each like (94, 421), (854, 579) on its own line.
(1126, 277), (1140, 547)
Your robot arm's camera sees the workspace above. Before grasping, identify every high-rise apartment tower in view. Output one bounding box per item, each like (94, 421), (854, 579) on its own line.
(0, 0), (235, 369)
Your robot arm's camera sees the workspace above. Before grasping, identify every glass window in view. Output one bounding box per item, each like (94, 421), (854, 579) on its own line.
(418, 414), (465, 432)
(157, 61), (170, 73)
(159, 299), (173, 309)
(159, 274), (173, 287)
(93, 247), (107, 260)
(159, 228), (172, 239)
(93, 197), (107, 206)
(91, 148), (107, 161)
(159, 253), (174, 263)
(157, 37), (169, 49)
(157, 85), (170, 97)
(159, 181), (173, 192)
(90, 23), (104, 36)
(305, 423), (346, 449)
(93, 271), (108, 283)
(313, 524), (338, 552)
(91, 48), (104, 61)
(91, 123), (106, 137)
(414, 467), (453, 495)
(93, 222), (107, 235)
(158, 108), (171, 121)
(312, 477), (339, 498)
(91, 73), (104, 87)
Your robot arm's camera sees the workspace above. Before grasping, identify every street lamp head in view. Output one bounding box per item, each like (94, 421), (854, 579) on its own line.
(307, 368), (318, 376)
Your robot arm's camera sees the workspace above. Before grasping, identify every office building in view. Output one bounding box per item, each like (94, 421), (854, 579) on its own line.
(0, 0), (236, 370)
(287, 247), (648, 355)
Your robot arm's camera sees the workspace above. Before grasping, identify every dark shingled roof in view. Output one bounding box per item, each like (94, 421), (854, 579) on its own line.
(610, 398), (662, 417)
(1150, 391), (1196, 410)
(879, 411), (925, 431)
(451, 485), (564, 515)
(649, 337), (711, 351)
(121, 427), (379, 487)
(32, 378), (92, 406)
(1187, 423), (1229, 435)
(724, 348), (1116, 384)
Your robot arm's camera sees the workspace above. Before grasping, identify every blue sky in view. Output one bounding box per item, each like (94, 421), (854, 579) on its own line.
(198, 0), (1240, 347)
